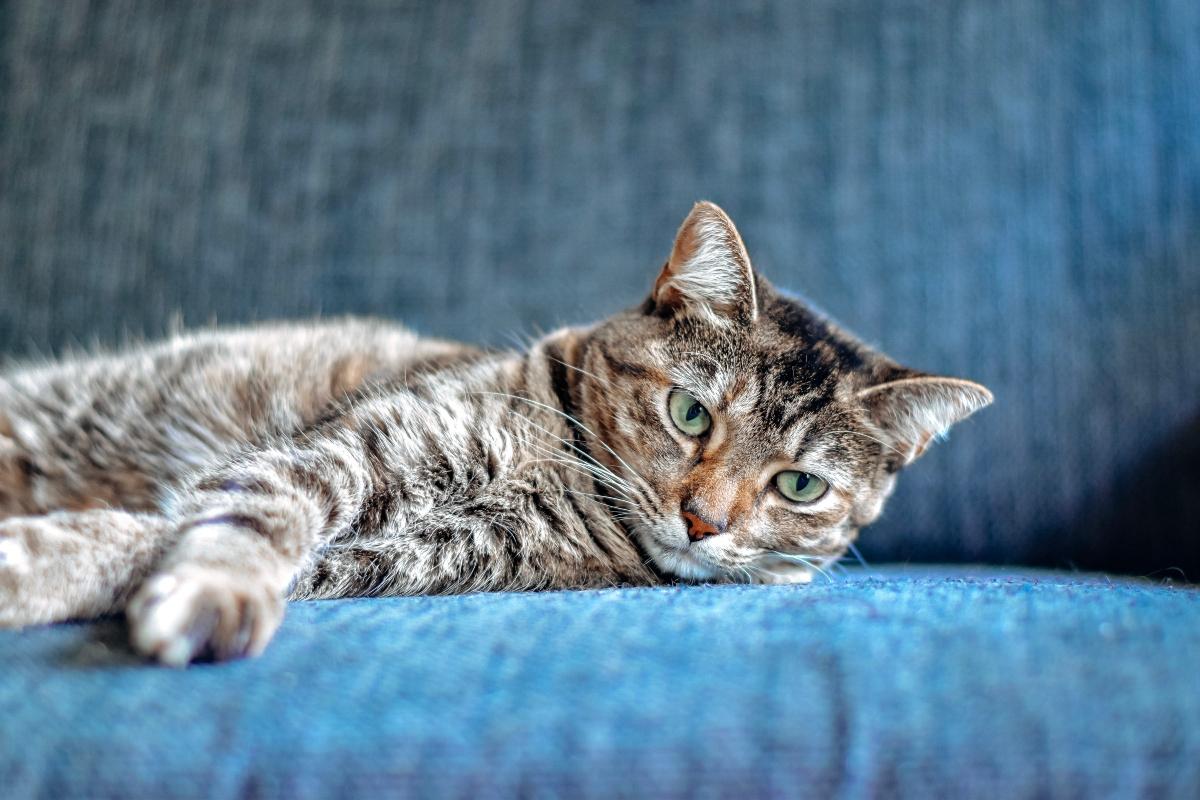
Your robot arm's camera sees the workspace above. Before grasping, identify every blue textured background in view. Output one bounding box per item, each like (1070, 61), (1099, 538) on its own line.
(2, 570), (1199, 798)
(1, 2), (1198, 574)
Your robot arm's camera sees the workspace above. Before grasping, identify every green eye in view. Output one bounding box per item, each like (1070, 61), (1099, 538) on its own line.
(775, 471), (829, 504)
(668, 390), (712, 436)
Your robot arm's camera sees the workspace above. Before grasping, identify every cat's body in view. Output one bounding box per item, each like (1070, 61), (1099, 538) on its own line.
(0, 203), (991, 665)
(0, 320), (655, 649)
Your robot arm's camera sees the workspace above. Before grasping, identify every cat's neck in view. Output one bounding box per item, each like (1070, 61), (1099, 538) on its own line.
(512, 329), (669, 582)
(493, 328), (588, 465)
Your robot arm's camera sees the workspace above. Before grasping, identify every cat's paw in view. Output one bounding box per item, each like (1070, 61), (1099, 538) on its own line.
(127, 569), (283, 666)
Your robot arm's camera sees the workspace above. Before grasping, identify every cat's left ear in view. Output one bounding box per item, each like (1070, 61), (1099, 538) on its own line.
(857, 374), (993, 469)
(650, 201), (757, 325)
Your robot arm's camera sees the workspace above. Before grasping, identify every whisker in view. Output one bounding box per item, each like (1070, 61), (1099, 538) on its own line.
(522, 447), (639, 502)
(544, 355), (614, 392)
(524, 458), (639, 506)
(511, 415), (641, 495)
(846, 542), (871, 570)
(498, 405), (635, 488)
(507, 412), (652, 511)
(765, 550), (836, 583)
(474, 390), (653, 492)
(561, 487), (638, 508)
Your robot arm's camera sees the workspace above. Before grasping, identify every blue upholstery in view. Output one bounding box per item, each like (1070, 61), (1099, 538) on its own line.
(3, 569), (1198, 798)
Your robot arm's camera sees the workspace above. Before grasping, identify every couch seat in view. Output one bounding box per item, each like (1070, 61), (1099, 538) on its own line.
(2, 567), (1197, 798)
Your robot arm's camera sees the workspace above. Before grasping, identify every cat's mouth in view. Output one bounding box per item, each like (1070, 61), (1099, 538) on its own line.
(638, 525), (729, 582)
(634, 525), (725, 581)
(657, 546), (721, 581)
(635, 522), (828, 585)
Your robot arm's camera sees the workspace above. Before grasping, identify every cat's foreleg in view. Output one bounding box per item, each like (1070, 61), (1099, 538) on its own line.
(127, 432), (375, 666)
(0, 510), (174, 627)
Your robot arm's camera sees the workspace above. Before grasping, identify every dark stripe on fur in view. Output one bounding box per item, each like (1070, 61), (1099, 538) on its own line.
(186, 513), (271, 539)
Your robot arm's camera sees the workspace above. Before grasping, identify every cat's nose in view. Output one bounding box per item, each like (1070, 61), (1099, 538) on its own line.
(681, 503), (726, 542)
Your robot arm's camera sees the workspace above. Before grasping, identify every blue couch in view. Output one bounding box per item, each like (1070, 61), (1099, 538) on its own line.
(4, 569), (1198, 797)
(2, 1), (1198, 797)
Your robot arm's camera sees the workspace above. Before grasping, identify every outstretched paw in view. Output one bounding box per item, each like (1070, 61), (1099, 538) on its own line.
(127, 569), (283, 666)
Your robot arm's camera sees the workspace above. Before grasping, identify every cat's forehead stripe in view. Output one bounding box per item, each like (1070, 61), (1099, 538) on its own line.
(725, 373), (761, 416)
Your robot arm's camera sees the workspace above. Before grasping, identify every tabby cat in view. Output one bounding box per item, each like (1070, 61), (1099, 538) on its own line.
(0, 202), (991, 665)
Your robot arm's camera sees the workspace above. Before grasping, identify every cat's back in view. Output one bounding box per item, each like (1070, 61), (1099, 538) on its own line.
(2, 317), (479, 407)
(0, 318), (486, 511)
(143, 317), (483, 415)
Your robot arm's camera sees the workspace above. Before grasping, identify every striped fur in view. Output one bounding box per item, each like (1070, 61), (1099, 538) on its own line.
(0, 202), (990, 664)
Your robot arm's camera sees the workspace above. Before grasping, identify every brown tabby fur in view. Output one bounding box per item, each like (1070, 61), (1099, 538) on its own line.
(0, 203), (991, 665)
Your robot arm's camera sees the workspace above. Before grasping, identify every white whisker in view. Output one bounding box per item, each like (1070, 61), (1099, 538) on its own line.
(765, 550), (836, 583)
(846, 542), (872, 570)
(544, 355), (614, 392)
(474, 390), (653, 493)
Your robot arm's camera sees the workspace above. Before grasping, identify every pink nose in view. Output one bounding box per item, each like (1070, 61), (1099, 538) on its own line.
(682, 508), (724, 542)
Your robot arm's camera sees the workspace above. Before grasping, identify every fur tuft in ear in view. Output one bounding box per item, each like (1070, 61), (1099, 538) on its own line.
(651, 201), (757, 324)
(857, 376), (993, 469)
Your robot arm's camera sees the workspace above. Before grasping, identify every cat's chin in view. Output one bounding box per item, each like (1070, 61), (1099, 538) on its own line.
(635, 530), (722, 581)
(657, 548), (721, 581)
(746, 559), (815, 585)
(633, 527), (822, 585)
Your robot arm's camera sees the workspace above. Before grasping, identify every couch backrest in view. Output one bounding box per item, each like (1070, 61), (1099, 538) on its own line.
(2, 1), (1198, 576)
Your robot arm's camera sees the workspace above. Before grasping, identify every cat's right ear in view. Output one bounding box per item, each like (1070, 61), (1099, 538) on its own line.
(857, 374), (993, 470)
(649, 201), (758, 325)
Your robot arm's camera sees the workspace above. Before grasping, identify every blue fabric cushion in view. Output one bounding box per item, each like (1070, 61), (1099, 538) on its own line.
(2, 568), (1197, 798)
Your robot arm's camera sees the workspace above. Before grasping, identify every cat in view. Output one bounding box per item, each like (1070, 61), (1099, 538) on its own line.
(0, 202), (991, 666)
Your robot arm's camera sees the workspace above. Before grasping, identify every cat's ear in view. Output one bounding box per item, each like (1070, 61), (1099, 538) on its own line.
(857, 374), (993, 469)
(650, 201), (758, 325)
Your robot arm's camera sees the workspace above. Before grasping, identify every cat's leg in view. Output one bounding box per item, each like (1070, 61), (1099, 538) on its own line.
(0, 510), (174, 626)
(126, 429), (378, 666)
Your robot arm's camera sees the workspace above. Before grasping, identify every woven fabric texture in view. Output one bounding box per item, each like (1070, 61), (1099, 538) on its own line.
(1, 2), (1198, 572)
(2, 570), (1198, 798)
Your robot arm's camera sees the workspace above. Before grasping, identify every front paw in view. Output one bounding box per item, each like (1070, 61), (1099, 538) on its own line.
(127, 569), (284, 666)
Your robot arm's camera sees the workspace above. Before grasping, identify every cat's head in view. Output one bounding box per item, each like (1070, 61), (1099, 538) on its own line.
(574, 201), (992, 583)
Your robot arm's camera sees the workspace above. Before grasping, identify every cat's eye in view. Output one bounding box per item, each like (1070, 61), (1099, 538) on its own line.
(668, 390), (712, 437)
(775, 471), (828, 504)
